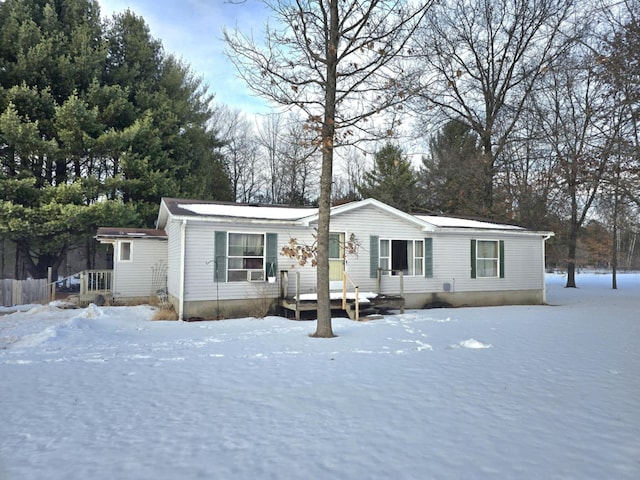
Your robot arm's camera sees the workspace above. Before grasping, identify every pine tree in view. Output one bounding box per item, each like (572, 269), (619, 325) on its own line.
(421, 120), (487, 216)
(0, 0), (232, 279)
(358, 143), (421, 213)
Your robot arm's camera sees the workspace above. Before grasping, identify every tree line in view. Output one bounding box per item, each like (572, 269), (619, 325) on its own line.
(0, 0), (232, 280)
(224, 0), (639, 296)
(1, 0), (638, 305)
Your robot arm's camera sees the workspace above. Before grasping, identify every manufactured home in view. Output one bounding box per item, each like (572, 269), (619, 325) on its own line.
(93, 197), (553, 320)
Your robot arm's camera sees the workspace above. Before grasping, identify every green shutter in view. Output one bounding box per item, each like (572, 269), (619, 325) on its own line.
(424, 238), (433, 278)
(470, 239), (477, 279)
(499, 240), (505, 278)
(370, 235), (379, 278)
(266, 233), (278, 278)
(214, 231), (227, 282)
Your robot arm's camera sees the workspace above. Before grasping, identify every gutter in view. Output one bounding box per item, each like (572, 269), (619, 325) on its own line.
(166, 214), (309, 226)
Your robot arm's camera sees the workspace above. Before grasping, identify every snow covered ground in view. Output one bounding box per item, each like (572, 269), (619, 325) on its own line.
(1, 273), (638, 480)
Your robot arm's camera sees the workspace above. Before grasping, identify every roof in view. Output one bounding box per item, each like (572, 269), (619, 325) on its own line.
(415, 215), (524, 231)
(96, 227), (167, 240)
(157, 197), (318, 226)
(156, 197), (552, 235)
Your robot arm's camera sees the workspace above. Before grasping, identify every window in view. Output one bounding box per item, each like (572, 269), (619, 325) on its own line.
(472, 239), (504, 278)
(119, 241), (131, 262)
(329, 232), (343, 260)
(379, 239), (424, 276)
(228, 233), (265, 282)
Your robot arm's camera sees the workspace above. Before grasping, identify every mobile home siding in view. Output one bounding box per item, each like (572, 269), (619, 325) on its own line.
(326, 205), (433, 294)
(152, 197), (550, 317)
(166, 220), (182, 300)
(434, 233), (544, 292)
(183, 222), (217, 301)
(112, 238), (167, 299)
(182, 222), (305, 302)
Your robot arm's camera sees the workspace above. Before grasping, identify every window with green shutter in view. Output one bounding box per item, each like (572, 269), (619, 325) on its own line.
(266, 233), (278, 279)
(372, 236), (427, 277)
(471, 239), (505, 278)
(215, 232), (278, 282)
(214, 231), (227, 282)
(424, 238), (433, 278)
(370, 235), (379, 278)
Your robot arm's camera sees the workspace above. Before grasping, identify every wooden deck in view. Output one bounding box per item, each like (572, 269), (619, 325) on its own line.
(278, 270), (405, 321)
(279, 294), (405, 320)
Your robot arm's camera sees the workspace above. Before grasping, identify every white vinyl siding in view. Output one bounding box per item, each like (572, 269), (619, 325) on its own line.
(161, 201), (547, 305)
(182, 222), (284, 301)
(166, 220), (182, 299)
(112, 239), (167, 299)
(327, 205), (434, 294)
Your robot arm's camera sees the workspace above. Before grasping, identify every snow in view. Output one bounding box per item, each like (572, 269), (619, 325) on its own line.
(415, 215), (524, 230)
(1, 273), (639, 480)
(176, 201), (526, 230)
(178, 202), (316, 221)
(297, 291), (378, 302)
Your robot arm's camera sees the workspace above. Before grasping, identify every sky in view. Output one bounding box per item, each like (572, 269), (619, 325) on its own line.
(96, 0), (273, 115)
(94, 0), (426, 164)
(1, 273), (639, 479)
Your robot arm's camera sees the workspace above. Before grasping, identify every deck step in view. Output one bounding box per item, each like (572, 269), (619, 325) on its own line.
(279, 294), (404, 321)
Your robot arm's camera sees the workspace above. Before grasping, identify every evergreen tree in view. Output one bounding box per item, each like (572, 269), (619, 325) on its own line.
(358, 143), (421, 213)
(0, 0), (231, 279)
(421, 119), (487, 216)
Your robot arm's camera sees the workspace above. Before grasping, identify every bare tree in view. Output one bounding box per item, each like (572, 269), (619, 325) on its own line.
(500, 101), (562, 230)
(533, 49), (612, 288)
(333, 147), (367, 204)
(225, 0), (433, 337)
(256, 113), (287, 203)
(595, 1), (640, 286)
(279, 117), (320, 205)
(412, 0), (579, 216)
(211, 105), (263, 202)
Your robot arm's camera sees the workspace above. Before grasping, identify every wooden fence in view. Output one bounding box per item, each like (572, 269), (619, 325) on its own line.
(0, 278), (49, 307)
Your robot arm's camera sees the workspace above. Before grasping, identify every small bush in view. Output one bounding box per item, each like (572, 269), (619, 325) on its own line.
(152, 305), (178, 321)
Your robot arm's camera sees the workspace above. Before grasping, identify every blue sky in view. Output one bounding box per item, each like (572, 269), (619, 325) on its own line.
(96, 0), (272, 114)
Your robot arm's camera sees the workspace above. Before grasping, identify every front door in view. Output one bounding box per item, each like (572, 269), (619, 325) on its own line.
(329, 232), (345, 289)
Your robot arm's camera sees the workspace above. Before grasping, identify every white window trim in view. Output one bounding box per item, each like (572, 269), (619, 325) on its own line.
(475, 239), (500, 278)
(379, 238), (424, 276)
(227, 232), (266, 282)
(118, 240), (132, 262)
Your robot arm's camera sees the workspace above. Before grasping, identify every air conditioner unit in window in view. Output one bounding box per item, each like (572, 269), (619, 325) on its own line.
(248, 270), (265, 282)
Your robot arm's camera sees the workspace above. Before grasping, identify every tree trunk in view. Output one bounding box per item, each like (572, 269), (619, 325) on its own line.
(18, 243), (67, 281)
(311, 0), (339, 338)
(612, 175), (619, 290)
(313, 151), (334, 338)
(481, 136), (494, 214)
(566, 226), (578, 288)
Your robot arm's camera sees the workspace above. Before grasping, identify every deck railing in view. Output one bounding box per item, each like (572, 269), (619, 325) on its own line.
(376, 268), (404, 296)
(342, 271), (360, 320)
(80, 270), (113, 296)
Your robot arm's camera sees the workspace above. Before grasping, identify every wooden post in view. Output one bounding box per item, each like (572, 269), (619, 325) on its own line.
(295, 271), (300, 321)
(47, 266), (54, 301)
(355, 286), (359, 321)
(342, 271), (347, 310)
(399, 271), (404, 314)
